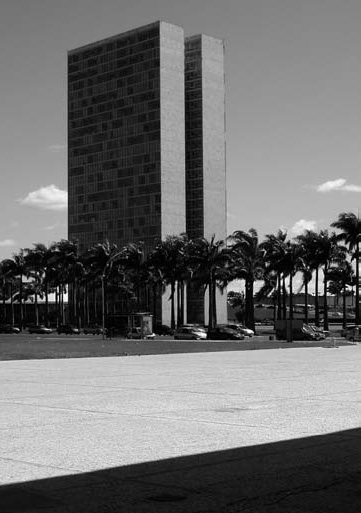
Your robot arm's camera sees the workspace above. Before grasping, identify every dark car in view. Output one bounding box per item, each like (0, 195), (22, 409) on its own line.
(173, 326), (207, 340)
(154, 324), (174, 336)
(0, 324), (20, 334)
(28, 325), (53, 334)
(57, 324), (80, 335)
(208, 326), (244, 340)
(83, 325), (104, 335)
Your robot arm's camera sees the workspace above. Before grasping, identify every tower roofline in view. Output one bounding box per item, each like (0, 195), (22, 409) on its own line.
(68, 20), (183, 55)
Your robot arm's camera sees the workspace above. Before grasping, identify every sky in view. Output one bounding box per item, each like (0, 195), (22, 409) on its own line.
(1, 0), (361, 262)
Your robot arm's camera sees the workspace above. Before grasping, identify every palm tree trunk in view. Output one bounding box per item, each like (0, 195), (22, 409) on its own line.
(176, 281), (181, 327)
(323, 268), (329, 331)
(212, 281), (217, 327)
(45, 282), (49, 327)
(277, 273), (282, 320)
(208, 278), (213, 331)
(35, 292), (39, 325)
(288, 273), (294, 342)
(304, 278), (309, 324)
(85, 282), (90, 325)
(55, 287), (59, 327)
(315, 268), (320, 327)
(152, 283), (157, 324)
(355, 244), (360, 324)
(19, 276), (23, 330)
(170, 281), (175, 330)
(2, 279), (6, 323)
(289, 274), (293, 321)
(10, 283), (14, 326)
(282, 275), (287, 320)
(246, 278), (255, 331)
(93, 286), (97, 323)
(180, 281), (185, 326)
(342, 284), (347, 328)
(61, 287), (65, 324)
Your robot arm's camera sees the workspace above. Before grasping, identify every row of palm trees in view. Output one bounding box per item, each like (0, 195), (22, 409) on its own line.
(0, 211), (359, 331)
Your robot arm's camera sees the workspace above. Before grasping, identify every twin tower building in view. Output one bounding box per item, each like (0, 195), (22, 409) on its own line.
(68, 21), (227, 325)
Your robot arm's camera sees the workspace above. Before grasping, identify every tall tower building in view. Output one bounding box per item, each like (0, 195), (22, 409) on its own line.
(68, 22), (185, 253)
(185, 34), (227, 323)
(68, 21), (227, 325)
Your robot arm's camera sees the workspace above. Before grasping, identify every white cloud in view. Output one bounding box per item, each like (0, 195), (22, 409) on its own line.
(42, 224), (58, 231)
(0, 239), (16, 247)
(316, 178), (361, 193)
(19, 185), (68, 211)
(48, 144), (67, 153)
(290, 219), (317, 236)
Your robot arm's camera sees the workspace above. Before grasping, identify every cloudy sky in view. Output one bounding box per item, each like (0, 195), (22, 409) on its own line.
(1, 0), (361, 260)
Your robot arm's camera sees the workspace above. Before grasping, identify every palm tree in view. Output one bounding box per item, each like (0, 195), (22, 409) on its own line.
(0, 261), (9, 323)
(294, 231), (320, 324)
(83, 241), (123, 333)
(282, 241), (304, 324)
(49, 240), (81, 326)
(313, 230), (346, 331)
(296, 230), (325, 326)
(24, 243), (56, 326)
(327, 260), (355, 328)
(331, 212), (361, 324)
(118, 242), (146, 313)
(259, 230), (288, 321)
(2, 250), (27, 330)
(228, 229), (264, 331)
(188, 235), (229, 332)
(149, 235), (188, 329)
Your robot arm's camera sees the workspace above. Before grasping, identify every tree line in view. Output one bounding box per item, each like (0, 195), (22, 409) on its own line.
(0, 211), (359, 332)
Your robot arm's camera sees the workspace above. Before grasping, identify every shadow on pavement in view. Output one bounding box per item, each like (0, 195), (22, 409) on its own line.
(2, 428), (361, 512)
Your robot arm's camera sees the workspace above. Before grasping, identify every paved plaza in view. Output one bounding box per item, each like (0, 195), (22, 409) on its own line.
(1, 345), (361, 512)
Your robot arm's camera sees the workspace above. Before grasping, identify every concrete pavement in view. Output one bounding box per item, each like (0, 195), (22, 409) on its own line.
(1, 345), (361, 511)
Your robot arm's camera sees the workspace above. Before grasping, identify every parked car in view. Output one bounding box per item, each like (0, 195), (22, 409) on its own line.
(341, 324), (359, 338)
(173, 326), (207, 340)
(83, 325), (104, 335)
(301, 324), (326, 341)
(28, 325), (53, 334)
(126, 327), (155, 340)
(0, 324), (20, 334)
(345, 326), (361, 342)
(224, 323), (254, 337)
(57, 324), (81, 335)
(207, 326), (244, 340)
(154, 324), (174, 336)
